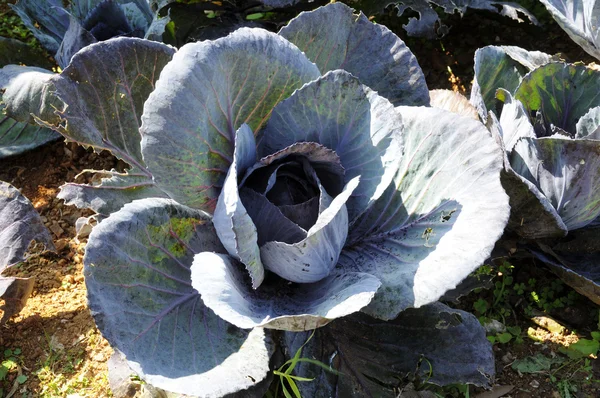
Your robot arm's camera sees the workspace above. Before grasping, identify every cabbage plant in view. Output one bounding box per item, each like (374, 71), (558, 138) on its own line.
(12, 0), (163, 68)
(0, 181), (54, 325)
(347, 0), (538, 38)
(14, 3), (511, 395)
(471, 45), (600, 304)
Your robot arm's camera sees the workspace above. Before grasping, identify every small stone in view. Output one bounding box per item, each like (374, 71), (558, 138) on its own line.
(64, 275), (75, 284)
(483, 319), (506, 334)
(55, 238), (69, 252)
(501, 352), (514, 364)
(93, 352), (106, 362)
(49, 223), (64, 237)
(530, 380), (540, 389)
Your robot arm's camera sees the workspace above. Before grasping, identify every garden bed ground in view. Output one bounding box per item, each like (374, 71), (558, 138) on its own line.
(1, 2), (600, 397)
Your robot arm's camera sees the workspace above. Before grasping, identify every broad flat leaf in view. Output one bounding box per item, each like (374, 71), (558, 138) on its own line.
(191, 251), (380, 331)
(510, 136), (600, 231)
(0, 37), (53, 69)
(515, 63), (600, 134)
(339, 107), (509, 320)
(470, 45), (551, 120)
(486, 103), (566, 238)
(0, 65), (56, 124)
(348, 0), (537, 38)
(283, 302), (494, 397)
(57, 170), (169, 215)
(39, 38), (175, 172)
(429, 89), (479, 120)
(530, 233), (600, 305)
(140, 28), (320, 211)
(259, 176), (359, 283)
(213, 124), (264, 288)
(279, 2), (429, 106)
(0, 181), (54, 325)
(0, 49), (60, 158)
(11, 0), (70, 53)
(0, 181), (54, 270)
(55, 16), (97, 69)
(84, 198), (274, 396)
(575, 105), (600, 139)
(500, 167), (568, 238)
(0, 113), (60, 158)
(495, 89), (536, 153)
(540, 0), (600, 61)
(259, 70), (403, 222)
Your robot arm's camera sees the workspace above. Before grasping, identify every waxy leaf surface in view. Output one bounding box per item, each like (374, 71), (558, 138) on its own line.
(259, 70), (403, 222)
(191, 251), (380, 331)
(279, 2), (429, 106)
(84, 198), (273, 396)
(340, 107), (509, 320)
(141, 28), (320, 211)
(283, 302), (494, 397)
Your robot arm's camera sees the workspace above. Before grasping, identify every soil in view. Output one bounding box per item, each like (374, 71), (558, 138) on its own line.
(0, 142), (119, 397)
(0, 3), (600, 398)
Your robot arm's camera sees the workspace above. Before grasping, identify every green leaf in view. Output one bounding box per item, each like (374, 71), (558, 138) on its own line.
(507, 326), (522, 336)
(496, 332), (513, 344)
(473, 299), (489, 314)
(566, 339), (600, 358)
(511, 353), (562, 373)
(16, 374), (27, 384)
(591, 331), (600, 341)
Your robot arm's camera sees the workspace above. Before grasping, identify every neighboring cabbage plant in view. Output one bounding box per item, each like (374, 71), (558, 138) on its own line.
(0, 181), (55, 325)
(17, 3), (510, 396)
(0, 37), (61, 159)
(470, 45), (600, 304)
(540, 0), (600, 61)
(12, 0), (165, 68)
(346, 0), (538, 38)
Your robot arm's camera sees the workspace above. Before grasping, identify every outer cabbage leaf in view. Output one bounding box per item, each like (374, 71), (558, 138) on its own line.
(12, 0), (154, 59)
(0, 44), (61, 158)
(0, 36), (53, 69)
(32, 38), (174, 213)
(57, 170), (169, 216)
(55, 16), (97, 69)
(540, 0), (600, 61)
(515, 63), (600, 134)
(339, 107), (509, 320)
(191, 251), (380, 331)
(0, 181), (54, 324)
(283, 302), (494, 397)
(347, 0), (538, 38)
(84, 198), (274, 396)
(0, 113), (60, 158)
(575, 106), (600, 139)
(11, 0), (70, 54)
(140, 28), (320, 211)
(259, 70), (403, 222)
(510, 136), (600, 231)
(530, 227), (600, 305)
(470, 45), (551, 120)
(494, 89), (536, 153)
(485, 110), (567, 238)
(429, 89), (479, 120)
(279, 2), (429, 106)
(0, 65), (57, 124)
